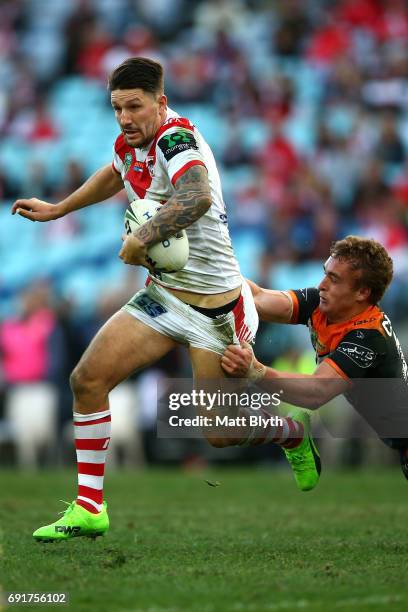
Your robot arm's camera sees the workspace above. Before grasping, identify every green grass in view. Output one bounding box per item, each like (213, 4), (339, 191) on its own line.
(0, 468), (407, 611)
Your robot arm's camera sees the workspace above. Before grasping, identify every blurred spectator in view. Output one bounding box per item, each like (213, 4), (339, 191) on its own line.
(62, 0), (99, 75)
(101, 26), (160, 79)
(335, 0), (382, 37)
(76, 22), (113, 80)
(28, 102), (59, 143)
(211, 39), (260, 115)
(291, 164), (337, 259)
(135, 0), (189, 40)
(232, 176), (268, 229)
(1, 57), (37, 132)
(7, 97), (59, 142)
(0, 283), (57, 384)
(274, 0), (310, 57)
(379, 0), (408, 42)
(168, 52), (214, 103)
(220, 111), (253, 167)
(259, 74), (295, 123)
(20, 161), (53, 201)
(0, 0), (25, 34)
(306, 14), (351, 67)
(194, 0), (249, 36)
(359, 194), (408, 253)
(352, 159), (390, 215)
(0, 164), (18, 200)
(54, 160), (86, 199)
(376, 113), (405, 164)
(324, 58), (362, 103)
(314, 125), (360, 209)
(392, 162), (408, 209)
(255, 124), (299, 183)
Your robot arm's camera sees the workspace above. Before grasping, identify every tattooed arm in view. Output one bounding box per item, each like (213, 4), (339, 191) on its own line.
(137, 165), (211, 246)
(119, 165), (212, 266)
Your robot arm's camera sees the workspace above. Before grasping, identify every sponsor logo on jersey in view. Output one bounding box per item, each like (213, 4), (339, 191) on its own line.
(124, 152), (133, 172)
(353, 317), (377, 326)
(133, 161), (144, 173)
(158, 130), (198, 161)
(337, 342), (376, 368)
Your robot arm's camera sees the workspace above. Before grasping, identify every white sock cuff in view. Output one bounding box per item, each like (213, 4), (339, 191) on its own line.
(73, 409), (111, 422)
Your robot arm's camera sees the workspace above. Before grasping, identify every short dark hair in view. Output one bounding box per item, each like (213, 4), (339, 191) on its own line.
(108, 57), (164, 95)
(330, 235), (393, 304)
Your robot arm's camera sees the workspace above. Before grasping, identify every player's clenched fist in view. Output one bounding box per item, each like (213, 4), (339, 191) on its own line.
(221, 342), (266, 381)
(11, 198), (62, 222)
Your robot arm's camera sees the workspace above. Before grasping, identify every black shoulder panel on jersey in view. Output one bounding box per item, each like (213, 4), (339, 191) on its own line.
(158, 129), (198, 161)
(328, 328), (386, 378)
(292, 287), (320, 324)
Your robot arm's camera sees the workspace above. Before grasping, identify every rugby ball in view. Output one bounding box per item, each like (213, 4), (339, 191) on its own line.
(124, 199), (189, 272)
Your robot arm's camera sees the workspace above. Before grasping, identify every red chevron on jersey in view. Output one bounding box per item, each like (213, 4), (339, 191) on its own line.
(113, 134), (155, 198)
(112, 118), (196, 199)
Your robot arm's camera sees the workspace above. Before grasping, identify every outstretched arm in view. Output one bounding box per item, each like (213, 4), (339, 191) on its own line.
(119, 164), (211, 265)
(246, 279), (294, 323)
(11, 164), (123, 222)
(221, 343), (349, 409)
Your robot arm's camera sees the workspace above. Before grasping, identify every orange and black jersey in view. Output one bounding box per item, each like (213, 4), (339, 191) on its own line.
(288, 288), (408, 437)
(288, 287), (407, 381)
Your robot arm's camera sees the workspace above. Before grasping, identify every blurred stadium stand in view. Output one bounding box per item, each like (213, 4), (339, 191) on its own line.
(0, 0), (407, 467)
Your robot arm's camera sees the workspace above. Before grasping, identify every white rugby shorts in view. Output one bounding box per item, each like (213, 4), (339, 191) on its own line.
(122, 279), (258, 355)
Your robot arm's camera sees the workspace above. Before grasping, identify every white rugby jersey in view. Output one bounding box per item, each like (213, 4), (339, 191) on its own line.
(112, 108), (242, 294)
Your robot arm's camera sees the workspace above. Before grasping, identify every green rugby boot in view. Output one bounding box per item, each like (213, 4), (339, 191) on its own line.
(283, 409), (321, 492)
(33, 501), (109, 542)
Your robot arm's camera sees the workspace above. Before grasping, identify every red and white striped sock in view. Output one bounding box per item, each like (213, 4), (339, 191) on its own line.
(73, 409), (111, 514)
(238, 408), (304, 449)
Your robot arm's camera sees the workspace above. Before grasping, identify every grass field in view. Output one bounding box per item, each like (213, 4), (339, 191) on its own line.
(0, 468), (407, 612)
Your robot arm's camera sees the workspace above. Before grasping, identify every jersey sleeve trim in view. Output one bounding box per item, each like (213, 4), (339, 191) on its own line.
(155, 117), (195, 142)
(111, 161), (121, 175)
(288, 290), (299, 324)
(171, 160), (207, 186)
(324, 358), (350, 381)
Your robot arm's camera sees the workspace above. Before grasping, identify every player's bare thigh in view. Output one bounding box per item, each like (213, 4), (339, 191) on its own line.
(71, 310), (177, 409)
(189, 347), (226, 379)
(189, 347), (241, 447)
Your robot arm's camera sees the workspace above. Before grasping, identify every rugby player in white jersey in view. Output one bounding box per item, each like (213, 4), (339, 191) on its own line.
(12, 58), (310, 542)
